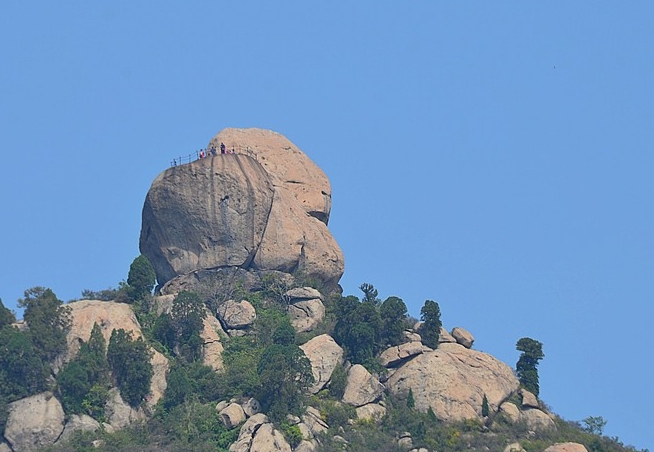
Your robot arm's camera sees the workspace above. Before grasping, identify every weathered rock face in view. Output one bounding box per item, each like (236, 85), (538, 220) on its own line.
(105, 388), (146, 430)
(57, 414), (100, 443)
(207, 128), (332, 224)
(140, 128), (344, 292)
(543, 443), (588, 452)
(342, 364), (384, 407)
(520, 388), (539, 409)
(379, 342), (424, 368)
(356, 403), (387, 422)
(5, 392), (65, 452)
(217, 300), (256, 330)
(300, 334), (344, 394)
(386, 343), (519, 422)
(66, 300), (169, 407)
(218, 403), (246, 429)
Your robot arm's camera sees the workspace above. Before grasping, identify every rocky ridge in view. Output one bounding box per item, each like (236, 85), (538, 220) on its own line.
(0, 129), (613, 452)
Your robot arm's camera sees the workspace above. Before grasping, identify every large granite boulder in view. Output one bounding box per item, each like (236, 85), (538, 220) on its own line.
(140, 128), (344, 292)
(4, 392), (65, 452)
(299, 334), (344, 394)
(66, 300), (169, 407)
(386, 343), (519, 422)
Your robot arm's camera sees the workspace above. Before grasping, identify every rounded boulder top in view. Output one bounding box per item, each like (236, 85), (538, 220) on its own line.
(207, 128), (332, 224)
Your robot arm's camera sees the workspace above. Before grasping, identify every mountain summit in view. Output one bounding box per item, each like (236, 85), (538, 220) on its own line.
(139, 128), (344, 292)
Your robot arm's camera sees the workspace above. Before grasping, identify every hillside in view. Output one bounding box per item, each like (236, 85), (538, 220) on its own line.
(0, 129), (644, 452)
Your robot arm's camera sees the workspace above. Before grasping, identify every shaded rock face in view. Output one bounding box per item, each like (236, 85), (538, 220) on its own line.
(386, 343), (519, 422)
(5, 392), (65, 452)
(140, 128), (344, 292)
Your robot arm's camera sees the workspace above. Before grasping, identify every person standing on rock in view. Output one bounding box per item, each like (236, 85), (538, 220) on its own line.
(220, 142), (226, 154)
(199, 149), (205, 159)
(211, 146), (217, 156)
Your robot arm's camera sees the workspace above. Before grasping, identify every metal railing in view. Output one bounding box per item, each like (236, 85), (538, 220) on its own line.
(169, 146), (258, 167)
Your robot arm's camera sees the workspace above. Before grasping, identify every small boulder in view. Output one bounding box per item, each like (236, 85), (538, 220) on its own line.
(379, 342), (423, 368)
(300, 334), (344, 393)
(285, 287), (323, 301)
(219, 403), (246, 429)
(4, 392), (65, 452)
(520, 388), (539, 409)
(58, 414), (100, 443)
(241, 397), (261, 417)
(295, 440), (317, 452)
(504, 443), (526, 452)
(342, 364), (384, 407)
(402, 330), (422, 343)
(356, 403), (387, 422)
(249, 423), (291, 452)
(302, 406), (329, 436)
(522, 408), (556, 431)
(288, 298), (325, 333)
(398, 432), (413, 450)
(451, 327), (474, 348)
(438, 327), (457, 343)
(218, 300), (256, 330)
(228, 413), (269, 452)
(499, 402), (521, 424)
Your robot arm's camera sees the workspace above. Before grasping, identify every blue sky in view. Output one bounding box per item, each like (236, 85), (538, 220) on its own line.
(1, 2), (652, 449)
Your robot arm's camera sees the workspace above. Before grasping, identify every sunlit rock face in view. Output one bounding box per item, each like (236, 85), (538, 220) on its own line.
(140, 128), (344, 292)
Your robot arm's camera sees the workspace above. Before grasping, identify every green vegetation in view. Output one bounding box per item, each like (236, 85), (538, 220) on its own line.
(18, 287), (72, 363)
(126, 254), (156, 302)
(2, 278), (646, 452)
(0, 324), (49, 402)
(153, 290), (208, 362)
(256, 320), (314, 421)
(107, 329), (153, 407)
(0, 298), (15, 327)
(57, 323), (110, 418)
(516, 337), (544, 396)
(481, 393), (490, 418)
(419, 299), (442, 349)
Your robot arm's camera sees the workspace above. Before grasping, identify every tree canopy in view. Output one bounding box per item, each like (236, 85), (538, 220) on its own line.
(107, 328), (153, 407)
(419, 299), (442, 349)
(18, 287), (71, 363)
(516, 337), (544, 396)
(126, 255), (156, 301)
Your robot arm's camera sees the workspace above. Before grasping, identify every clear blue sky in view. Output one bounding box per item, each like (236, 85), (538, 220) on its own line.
(1, 2), (652, 449)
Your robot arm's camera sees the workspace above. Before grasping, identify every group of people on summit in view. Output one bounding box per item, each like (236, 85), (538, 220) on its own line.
(172, 142), (239, 166)
(198, 142), (233, 159)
